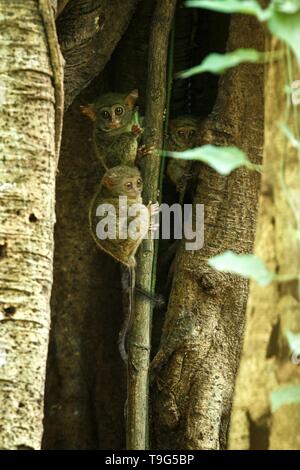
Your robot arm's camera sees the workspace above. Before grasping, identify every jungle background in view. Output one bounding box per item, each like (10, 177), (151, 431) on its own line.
(0, 0), (300, 451)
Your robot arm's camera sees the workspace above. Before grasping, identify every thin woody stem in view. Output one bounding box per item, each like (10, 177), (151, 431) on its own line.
(126, 0), (177, 450)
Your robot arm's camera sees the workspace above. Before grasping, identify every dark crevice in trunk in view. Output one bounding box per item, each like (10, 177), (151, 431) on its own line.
(248, 412), (270, 450)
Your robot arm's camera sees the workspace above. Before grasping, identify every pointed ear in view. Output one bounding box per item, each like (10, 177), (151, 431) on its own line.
(124, 89), (139, 108)
(80, 104), (96, 121)
(102, 175), (115, 189)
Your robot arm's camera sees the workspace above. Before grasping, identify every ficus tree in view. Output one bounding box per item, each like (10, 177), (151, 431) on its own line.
(0, 0), (299, 451)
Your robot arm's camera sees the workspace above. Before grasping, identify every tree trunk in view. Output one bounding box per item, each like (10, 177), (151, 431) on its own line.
(150, 14), (264, 450)
(229, 37), (300, 451)
(57, 0), (138, 109)
(43, 1), (158, 450)
(0, 0), (62, 449)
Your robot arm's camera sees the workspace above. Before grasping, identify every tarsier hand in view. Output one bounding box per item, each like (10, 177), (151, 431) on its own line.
(137, 144), (155, 159)
(176, 171), (193, 192)
(148, 201), (160, 232)
(131, 124), (143, 137)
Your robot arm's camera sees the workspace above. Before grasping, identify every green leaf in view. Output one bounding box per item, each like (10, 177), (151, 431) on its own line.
(279, 123), (300, 149)
(286, 330), (300, 352)
(295, 230), (300, 241)
(273, 0), (300, 14)
(178, 49), (262, 78)
(185, 2), (300, 64)
(208, 251), (275, 286)
(267, 10), (300, 64)
(186, 0), (272, 21)
(286, 330), (300, 364)
(132, 109), (140, 125)
(270, 385), (300, 412)
(168, 145), (249, 175)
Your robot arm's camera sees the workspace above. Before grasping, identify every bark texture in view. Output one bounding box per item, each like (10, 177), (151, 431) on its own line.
(150, 14), (264, 450)
(229, 39), (300, 451)
(43, 100), (126, 449)
(43, 1), (155, 450)
(0, 0), (61, 449)
(57, 0), (138, 109)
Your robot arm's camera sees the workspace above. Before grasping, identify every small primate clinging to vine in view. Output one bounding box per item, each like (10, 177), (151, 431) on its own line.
(82, 90), (151, 170)
(89, 165), (159, 363)
(166, 115), (199, 193)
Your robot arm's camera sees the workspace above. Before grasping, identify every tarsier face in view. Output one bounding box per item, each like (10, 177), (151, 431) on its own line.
(169, 116), (198, 149)
(123, 175), (143, 198)
(98, 103), (127, 131)
(176, 126), (196, 146)
(101, 166), (143, 199)
(82, 90), (139, 134)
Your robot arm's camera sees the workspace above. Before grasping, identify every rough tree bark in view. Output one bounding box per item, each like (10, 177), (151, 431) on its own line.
(43, 1), (157, 450)
(57, 0), (138, 109)
(43, 0), (155, 450)
(0, 0), (63, 449)
(229, 38), (300, 451)
(150, 14), (264, 450)
(43, 99), (127, 449)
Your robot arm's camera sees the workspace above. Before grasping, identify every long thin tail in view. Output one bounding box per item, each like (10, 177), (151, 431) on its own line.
(119, 265), (135, 364)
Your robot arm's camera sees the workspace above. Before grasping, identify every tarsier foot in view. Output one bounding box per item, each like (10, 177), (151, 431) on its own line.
(177, 181), (186, 192)
(147, 201), (159, 233)
(135, 285), (165, 307)
(137, 144), (154, 159)
(131, 124), (143, 137)
(149, 223), (159, 232)
(148, 201), (160, 216)
(177, 172), (193, 192)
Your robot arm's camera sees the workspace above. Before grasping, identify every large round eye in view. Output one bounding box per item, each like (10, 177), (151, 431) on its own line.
(126, 182), (133, 190)
(137, 178), (142, 187)
(101, 110), (110, 120)
(189, 130), (196, 138)
(115, 106), (124, 116)
(178, 130), (185, 138)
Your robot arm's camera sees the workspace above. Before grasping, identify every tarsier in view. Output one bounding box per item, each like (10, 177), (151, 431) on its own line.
(158, 116), (200, 294)
(89, 165), (159, 362)
(82, 89), (150, 170)
(166, 115), (199, 193)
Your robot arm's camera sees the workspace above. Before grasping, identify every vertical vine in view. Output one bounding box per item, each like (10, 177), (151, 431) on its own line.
(126, 0), (177, 450)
